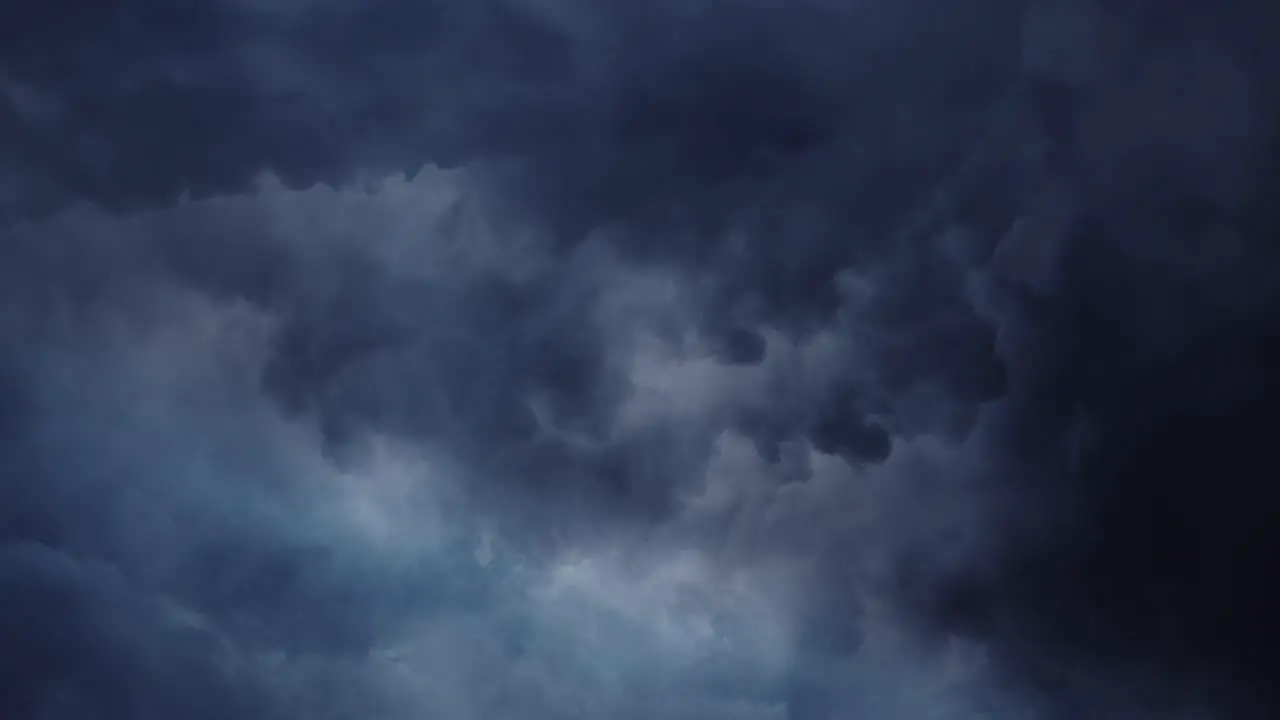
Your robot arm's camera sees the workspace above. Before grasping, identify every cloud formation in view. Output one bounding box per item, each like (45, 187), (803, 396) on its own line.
(3, 1), (1280, 718)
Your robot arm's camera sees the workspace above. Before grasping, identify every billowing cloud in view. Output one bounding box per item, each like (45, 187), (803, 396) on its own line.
(3, 1), (1280, 718)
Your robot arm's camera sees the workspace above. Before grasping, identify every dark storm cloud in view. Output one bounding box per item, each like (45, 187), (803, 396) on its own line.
(0, 542), (274, 720)
(1, 0), (1022, 210)
(2, 0), (1021, 480)
(887, 3), (1280, 717)
(3, 0), (1280, 719)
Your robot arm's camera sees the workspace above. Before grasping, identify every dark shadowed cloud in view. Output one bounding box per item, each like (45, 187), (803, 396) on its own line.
(2, 1), (1280, 718)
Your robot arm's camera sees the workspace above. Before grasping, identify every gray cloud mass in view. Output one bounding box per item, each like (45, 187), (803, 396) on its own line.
(2, 1), (1279, 718)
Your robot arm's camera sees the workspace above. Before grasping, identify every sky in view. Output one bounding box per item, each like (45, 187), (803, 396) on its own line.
(2, 1), (1279, 718)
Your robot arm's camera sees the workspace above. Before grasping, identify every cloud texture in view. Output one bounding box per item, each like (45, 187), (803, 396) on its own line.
(2, 1), (1279, 718)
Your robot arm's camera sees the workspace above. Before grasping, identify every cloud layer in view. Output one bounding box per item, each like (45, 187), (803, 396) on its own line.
(3, 1), (1280, 718)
